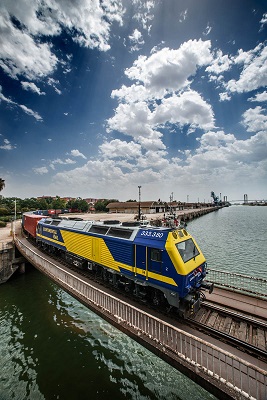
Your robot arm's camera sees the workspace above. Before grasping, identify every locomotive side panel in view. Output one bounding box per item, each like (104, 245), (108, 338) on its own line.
(30, 218), (213, 317)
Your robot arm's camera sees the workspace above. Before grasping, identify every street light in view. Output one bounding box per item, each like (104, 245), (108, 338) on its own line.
(138, 186), (141, 221)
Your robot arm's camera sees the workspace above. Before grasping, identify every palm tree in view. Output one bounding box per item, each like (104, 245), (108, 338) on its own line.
(0, 178), (5, 192)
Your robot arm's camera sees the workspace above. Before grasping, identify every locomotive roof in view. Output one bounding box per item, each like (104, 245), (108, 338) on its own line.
(39, 217), (174, 241)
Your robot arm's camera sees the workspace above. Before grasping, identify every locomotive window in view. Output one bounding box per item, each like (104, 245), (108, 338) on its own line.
(176, 239), (199, 263)
(50, 219), (61, 226)
(89, 225), (109, 234)
(151, 248), (162, 262)
(108, 227), (133, 239)
(73, 221), (87, 230)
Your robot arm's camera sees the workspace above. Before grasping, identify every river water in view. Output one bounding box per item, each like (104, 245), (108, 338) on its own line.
(0, 205), (266, 399)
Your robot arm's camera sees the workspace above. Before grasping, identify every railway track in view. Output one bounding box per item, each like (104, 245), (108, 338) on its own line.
(187, 301), (267, 360)
(27, 237), (267, 361)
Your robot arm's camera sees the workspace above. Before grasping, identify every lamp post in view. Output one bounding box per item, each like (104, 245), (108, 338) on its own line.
(14, 198), (16, 237)
(138, 186), (141, 221)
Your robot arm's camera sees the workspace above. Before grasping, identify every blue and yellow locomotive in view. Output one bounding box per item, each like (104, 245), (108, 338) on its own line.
(31, 216), (213, 317)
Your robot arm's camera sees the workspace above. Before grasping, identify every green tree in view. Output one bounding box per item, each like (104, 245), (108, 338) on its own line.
(0, 178), (5, 192)
(51, 196), (66, 209)
(95, 199), (118, 212)
(66, 198), (88, 212)
(38, 198), (49, 210)
(78, 199), (89, 213)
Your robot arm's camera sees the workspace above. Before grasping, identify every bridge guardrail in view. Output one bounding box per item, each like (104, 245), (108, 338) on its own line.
(15, 237), (267, 400)
(206, 268), (267, 299)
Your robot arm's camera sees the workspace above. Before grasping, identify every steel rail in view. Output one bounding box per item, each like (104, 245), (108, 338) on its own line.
(202, 301), (267, 329)
(188, 303), (267, 360)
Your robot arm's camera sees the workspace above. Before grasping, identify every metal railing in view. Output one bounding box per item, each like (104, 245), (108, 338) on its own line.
(206, 268), (267, 298)
(15, 237), (267, 400)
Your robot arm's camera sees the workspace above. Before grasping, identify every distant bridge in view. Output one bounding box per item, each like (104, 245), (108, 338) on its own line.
(229, 199), (266, 203)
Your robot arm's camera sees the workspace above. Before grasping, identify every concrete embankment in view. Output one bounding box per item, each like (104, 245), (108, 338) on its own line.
(65, 206), (221, 224)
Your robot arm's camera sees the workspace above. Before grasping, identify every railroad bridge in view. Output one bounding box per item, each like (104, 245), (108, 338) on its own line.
(9, 235), (267, 400)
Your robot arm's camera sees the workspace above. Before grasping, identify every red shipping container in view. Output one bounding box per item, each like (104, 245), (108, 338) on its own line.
(23, 214), (44, 238)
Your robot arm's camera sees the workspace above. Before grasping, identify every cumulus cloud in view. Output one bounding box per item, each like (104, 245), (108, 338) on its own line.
(225, 43), (267, 94)
(151, 90), (215, 131)
(99, 139), (142, 158)
(206, 49), (233, 76)
(33, 166), (49, 175)
(248, 91), (267, 102)
(125, 40), (212, 96)
(70, 149), (87, 159)
(0, 0), (124, 81)
(50, 158), (76, 170)
(107, 40), (215, 157)
(242, 106), (267, 133)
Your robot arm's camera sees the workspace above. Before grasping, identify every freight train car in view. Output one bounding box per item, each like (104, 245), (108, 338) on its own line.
(22, 214), (46, 238)
(25, 216), (213, 317)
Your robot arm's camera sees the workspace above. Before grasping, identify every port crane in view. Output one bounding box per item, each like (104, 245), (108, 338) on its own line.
(211, 191), (220, 205)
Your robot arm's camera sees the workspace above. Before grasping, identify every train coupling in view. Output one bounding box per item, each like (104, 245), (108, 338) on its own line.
(200, 281), (214, 294)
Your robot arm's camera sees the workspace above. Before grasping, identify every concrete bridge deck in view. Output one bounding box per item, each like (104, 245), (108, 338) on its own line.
(13, 235), (267, 400)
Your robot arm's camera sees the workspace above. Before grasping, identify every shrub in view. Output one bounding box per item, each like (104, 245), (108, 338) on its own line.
(0, 220), (7, 228)
(0, 207), (9, 216)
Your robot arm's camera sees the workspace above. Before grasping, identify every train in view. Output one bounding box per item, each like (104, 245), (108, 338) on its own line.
(22, 212), (213, 318)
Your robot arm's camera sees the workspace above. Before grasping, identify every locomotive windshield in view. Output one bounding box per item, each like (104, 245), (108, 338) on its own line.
(176, 239), (200, 263)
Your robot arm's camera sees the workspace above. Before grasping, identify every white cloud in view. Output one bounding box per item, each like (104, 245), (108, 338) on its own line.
(50, 158), (76, 170)
(47, 78), (62, 95)
(179, 9), (188, 23)
(206, 50), (233, 75)
(151, 90), (215, 131)
(248, 91), (267, 102)
(0, 86), (43, 121)
(33, 166), (49, 175)
(99, 139), (142, 158)
(129, 29), (144, 51)
(48, 126), (267, 202)
(21, 82), (45, 95)
(219, 92), (231, 102)
(0, 138), (16, 150)
(19, 104), (43, 121)
(70, 149), (87, 159)
(0, 0), (124, 81)
(108, 40), (215, 153)
(260, 12), (267, 30)
(197, 130), (235, 149)
(125, 40), (212, 96)
(132, 0), (156, 31)
(242, 106), (267, 133)
(107, 101), (156, 139)
(203, 24), (212, 36)
(0, 8), (58, 80)
(225, 43), (267, 94)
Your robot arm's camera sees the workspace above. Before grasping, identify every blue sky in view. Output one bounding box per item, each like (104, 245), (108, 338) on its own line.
(0, 0), (267, 202)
